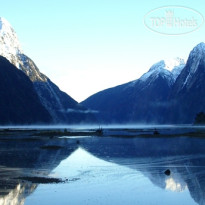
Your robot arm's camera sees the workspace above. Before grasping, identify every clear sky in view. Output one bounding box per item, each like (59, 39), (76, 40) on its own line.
(1, 0), (205, 102)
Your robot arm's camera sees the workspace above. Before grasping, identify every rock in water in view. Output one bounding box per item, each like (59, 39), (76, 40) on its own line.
(164, 169), (171, 176)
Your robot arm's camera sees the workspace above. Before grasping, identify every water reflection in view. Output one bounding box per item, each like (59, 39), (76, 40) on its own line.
(1, 134), (205, 204)
(0, 136), (78, 204)
(25, 147), (197, 205)
(0, 183), (36, 205)
(82, 137), (205, 205)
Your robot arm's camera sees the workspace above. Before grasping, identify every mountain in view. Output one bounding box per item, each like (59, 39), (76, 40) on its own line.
(0, 56), (51, 124)
(83, 42), (205, 124)
(1, 17), (204, 124)
(168, 42), (205, 123)
(0, 17), (95, 124)
(82, 58), (185, 123)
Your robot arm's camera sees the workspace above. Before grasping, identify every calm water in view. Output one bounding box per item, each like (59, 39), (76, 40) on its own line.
(0, 127), (205, 205)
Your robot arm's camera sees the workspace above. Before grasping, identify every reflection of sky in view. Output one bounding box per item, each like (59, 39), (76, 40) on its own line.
(24, 148), (197, 205)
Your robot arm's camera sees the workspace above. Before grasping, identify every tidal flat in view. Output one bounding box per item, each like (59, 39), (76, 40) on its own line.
(0, 125), (205, 205)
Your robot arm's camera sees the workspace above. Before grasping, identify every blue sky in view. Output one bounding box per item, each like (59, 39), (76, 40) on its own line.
(1, 0), (205, 101)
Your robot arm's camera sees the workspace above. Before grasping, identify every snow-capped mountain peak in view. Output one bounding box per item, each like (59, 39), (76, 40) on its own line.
(0, 17), (22, 67)
(141, 60), (166, 81)
(0, 17), (22, 51)
(0, 17), (95, 124)
(0, 17), (47, 81)
(140, 58), (185, 85)
(164, 58), (185, 72)
(164, 58), (185, 81)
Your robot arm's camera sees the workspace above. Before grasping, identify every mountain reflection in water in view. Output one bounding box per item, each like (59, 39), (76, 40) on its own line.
(81, 137), (205, 205)
(0, 130), (205, 205)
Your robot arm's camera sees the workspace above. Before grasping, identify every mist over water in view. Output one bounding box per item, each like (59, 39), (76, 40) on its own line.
(0, 123), (201, 130)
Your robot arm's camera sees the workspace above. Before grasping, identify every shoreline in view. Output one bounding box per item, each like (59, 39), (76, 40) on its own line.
(0, 126), (205, 139)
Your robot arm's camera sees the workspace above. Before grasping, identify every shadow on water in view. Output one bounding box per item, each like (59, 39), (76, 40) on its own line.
(1, 127), (205, 204)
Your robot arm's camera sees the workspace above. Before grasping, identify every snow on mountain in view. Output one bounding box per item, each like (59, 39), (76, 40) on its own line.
(165, 58), (185, 80)
(169, 42), (205, 123)
(0, 17), (95, 123)
(0, 16), (185, 89)
(0, 17), (22, 68)
(182, 42), (205, 87)
(140, 60), (166, 82)
(164, 58), (185, 71)
(139, 58), (185, 86)
(82, 42), (205, 124)
(0, 17), (46, 82)
(82, 58), (185, 124)
(171, 64), (185, 81)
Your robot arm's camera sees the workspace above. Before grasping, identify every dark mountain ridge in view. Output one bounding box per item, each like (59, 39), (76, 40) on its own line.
(0, 17), (95, 124)
(82, 43), (205, 124)
(0, 56), (52, 124)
